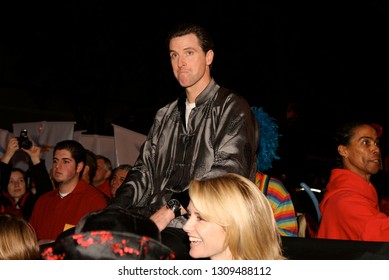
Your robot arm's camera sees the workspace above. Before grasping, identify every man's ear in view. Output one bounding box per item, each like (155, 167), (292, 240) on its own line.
(77, 162), (86, 175)
(104, 170), (112, 180)
(206, 50), (214, 66)
(338, 145), (348, 158)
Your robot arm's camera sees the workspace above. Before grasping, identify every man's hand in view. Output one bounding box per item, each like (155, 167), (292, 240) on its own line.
(1, 138), (19, 164)
(150, 205), (175, 231)
(23, 144), (42, 165)
(150, 204), (188, 231)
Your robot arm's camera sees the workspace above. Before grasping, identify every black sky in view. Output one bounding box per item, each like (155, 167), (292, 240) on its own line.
(1, 1), (388, 159)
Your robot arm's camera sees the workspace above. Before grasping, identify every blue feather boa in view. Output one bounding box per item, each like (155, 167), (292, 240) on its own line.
(251, 107), (280, 173)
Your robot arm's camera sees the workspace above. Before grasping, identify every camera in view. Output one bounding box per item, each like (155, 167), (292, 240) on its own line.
(18, 129), (33, 150)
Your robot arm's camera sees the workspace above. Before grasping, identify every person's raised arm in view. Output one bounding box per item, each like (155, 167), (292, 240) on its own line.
(23, 143), (54, 195)
(1, 138), (19, 165)
(0, 138), (19, 190)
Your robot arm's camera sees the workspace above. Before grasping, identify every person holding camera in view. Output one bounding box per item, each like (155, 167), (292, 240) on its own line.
(0, 135), (53, 221)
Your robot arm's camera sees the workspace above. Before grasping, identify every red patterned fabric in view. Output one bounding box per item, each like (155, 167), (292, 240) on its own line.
(41, 230), (175, 260)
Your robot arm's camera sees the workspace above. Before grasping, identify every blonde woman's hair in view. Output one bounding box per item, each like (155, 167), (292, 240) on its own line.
(189, 173), (285, 260)
(0, 213), (40, 260)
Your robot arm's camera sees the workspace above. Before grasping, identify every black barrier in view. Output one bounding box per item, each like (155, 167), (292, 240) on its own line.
(281, 236), (389, 260)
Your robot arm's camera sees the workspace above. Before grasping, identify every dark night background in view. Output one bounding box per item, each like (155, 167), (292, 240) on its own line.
(1, 1), (388, 185)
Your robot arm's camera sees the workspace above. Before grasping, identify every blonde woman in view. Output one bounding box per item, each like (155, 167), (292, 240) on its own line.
(0, 213), (40, 259)
(183, 173), (285, 260)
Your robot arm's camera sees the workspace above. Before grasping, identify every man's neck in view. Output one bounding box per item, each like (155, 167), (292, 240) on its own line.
(58, 177), (80, 194)
(185, 76), (211, 103)
(93, 179), (106, 187)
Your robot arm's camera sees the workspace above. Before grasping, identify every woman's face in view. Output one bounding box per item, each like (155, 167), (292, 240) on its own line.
(183, 201), (231, 260)
(8, 170), (27, 200)
(110, 169), (129, 198)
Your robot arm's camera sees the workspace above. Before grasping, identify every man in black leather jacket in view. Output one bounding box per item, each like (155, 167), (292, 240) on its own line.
(109, 22), (259, 259)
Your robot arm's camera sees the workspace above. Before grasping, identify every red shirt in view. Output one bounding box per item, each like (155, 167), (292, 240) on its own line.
(318, 168), (389, 241)
(30, 179), (107, 241)
(95, 179), (111, 198)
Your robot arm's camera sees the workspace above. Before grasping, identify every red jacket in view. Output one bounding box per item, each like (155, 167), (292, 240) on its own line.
(318, 168), (389, 241)
(30, 179), (107, 241)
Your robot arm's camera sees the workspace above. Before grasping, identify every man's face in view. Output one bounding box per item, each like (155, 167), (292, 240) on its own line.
(169, 33), (212, 89)
(340, 124), (381, 178)
(52, 149), (80, 184)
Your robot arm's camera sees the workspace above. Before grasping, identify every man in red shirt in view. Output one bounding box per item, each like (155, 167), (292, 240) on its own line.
(30, 140), (107, 244)
(92, 154), (112, 199)
(317, 120), (387, 241)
